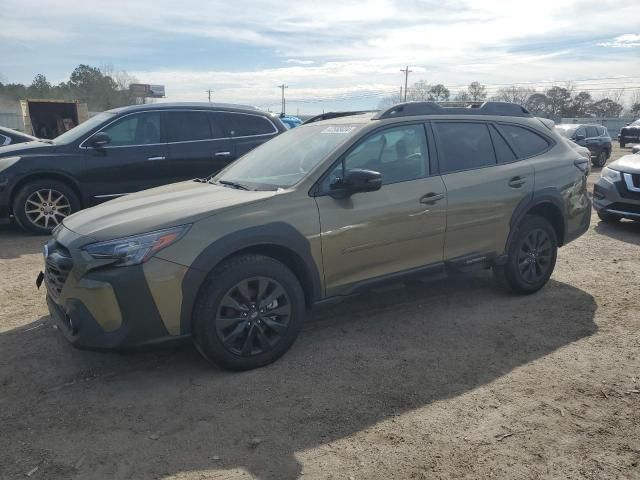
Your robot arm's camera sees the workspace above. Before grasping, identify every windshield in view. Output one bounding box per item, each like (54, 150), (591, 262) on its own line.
(214, 123), (361, 189)
(554, 125), (577, 138)
(53, 112), (116, 144)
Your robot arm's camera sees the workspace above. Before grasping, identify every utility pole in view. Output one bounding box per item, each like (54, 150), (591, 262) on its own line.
(400, 66), (412, 102)
(206, 89), (213, 103)
(278, 84), (288, 115)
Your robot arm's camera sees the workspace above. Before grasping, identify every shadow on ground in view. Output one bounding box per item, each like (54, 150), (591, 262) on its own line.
(0, 272), (597, 479)
(0, 222), (46, 259)
(594, 218), (640, 246)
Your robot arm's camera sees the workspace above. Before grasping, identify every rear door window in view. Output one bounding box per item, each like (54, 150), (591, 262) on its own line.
(218, 113), (277, 137)
(167, 111), (211, 142)
(433, 122), (496, 173)
(0, 134), (9, 145)
(497, 124), (550, 158)
(585, 126), (598, 138)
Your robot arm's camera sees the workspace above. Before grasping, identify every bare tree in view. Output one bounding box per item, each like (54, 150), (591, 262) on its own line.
(491, 86), (536, 105)
(467, 81), (487, 101)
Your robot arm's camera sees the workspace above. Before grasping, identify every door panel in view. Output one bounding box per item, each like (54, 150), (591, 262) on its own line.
(80, 112), (169, 204)
(165, 111), (237, 182)
(315, 123), (446, 296)
(441, 161), (533, 259)
(316, 178), (447, 295)
(167, 139), (235, 182)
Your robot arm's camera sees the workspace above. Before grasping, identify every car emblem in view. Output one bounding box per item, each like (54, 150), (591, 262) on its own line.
(43, 244), (49, 259)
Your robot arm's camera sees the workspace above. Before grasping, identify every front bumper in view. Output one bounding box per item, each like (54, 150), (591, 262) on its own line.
(43, 233), (188, 349)
(593, 174), (640, 220)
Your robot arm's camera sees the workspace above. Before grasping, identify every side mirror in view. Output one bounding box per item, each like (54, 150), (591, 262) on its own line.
(90, 132), (111, 148)
(575, 134), (585, 141)
(330, 168), (382, 198)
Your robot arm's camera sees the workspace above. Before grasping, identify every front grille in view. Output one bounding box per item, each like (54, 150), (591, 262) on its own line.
(616, 177), (640, 200)
(44, 241), (73, 299)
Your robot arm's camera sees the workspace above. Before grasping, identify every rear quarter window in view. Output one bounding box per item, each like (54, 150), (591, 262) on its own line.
(497, 124), (550, 158)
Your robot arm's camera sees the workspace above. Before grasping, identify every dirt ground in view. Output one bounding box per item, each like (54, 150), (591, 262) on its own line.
(1, 146), (639, 480)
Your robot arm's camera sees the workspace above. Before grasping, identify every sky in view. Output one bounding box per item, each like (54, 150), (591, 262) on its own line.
(1, 0), (640, 114)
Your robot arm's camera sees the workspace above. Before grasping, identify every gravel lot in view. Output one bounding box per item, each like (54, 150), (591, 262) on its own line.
(1, 146), (639, 480)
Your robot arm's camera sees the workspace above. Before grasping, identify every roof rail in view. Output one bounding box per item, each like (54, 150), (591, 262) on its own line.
(373, 101), (531, 120)
(303, 110), (376, 124)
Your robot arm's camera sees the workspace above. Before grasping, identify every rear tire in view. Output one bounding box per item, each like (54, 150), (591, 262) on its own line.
(12, 179), (80, 235)
(620, 141), (625, 148)
(597, 211), (620, 224)
(593, 151), (607, 168)
(192, 254), (306, 370)
(494, 215), (558, 294)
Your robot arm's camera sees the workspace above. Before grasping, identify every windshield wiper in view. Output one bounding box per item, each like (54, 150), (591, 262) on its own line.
(216, 179), (252, 191)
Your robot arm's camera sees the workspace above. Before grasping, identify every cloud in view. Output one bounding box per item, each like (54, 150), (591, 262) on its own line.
(286, 59), (315, 65)
(598, 33), (640, 48)
(1, 0), (640, 112)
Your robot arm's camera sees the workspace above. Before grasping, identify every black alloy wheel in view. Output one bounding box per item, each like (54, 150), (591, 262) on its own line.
(215, 276), (291, 356)
(192, 254), (306, 370)
(516, 228), (553, 285)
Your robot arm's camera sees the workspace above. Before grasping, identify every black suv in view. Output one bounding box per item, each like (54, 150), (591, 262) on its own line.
(555, 123), (612, 167)
(0, 103), (285, 233)
(619, 119), (640, 148)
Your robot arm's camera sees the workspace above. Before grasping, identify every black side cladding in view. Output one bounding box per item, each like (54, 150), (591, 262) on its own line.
(179, 222), (322, 335)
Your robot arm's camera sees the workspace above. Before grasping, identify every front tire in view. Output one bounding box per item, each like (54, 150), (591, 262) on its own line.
(494, 215), (558, 294)
(12, 179), (80, 234)
(192, 254), (306, 370)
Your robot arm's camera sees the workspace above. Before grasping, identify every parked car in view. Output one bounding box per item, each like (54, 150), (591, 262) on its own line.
(278, 115), (303, 129)
(619, 119), (640, 148)
(593, 154), (640, 223)
(0, 126), (38, 146)
(0, 103), (286, 233)
(555, 123), (612, 167)
(40, 101), (591, 370)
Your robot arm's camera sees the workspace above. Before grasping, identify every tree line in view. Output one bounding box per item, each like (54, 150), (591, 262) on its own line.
(0, 65), (139, 112)
(380, 81), (640, 119)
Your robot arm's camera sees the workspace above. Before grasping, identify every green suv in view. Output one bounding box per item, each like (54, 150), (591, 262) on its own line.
(40, 102), (592, 370)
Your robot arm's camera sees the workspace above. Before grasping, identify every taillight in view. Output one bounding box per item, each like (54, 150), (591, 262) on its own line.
(574, 158), (589, 174)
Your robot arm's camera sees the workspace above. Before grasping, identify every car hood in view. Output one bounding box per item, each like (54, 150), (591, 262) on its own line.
(609, 154), (640, 175)
(0, 140), (55, 157)
(63, 181), (279, 241)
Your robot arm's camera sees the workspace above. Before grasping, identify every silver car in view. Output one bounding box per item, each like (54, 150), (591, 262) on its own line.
(593, 154), (640, 222)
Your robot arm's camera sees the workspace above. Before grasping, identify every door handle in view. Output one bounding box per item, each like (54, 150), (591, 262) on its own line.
(420, 193), (445, 204)
(215, 151), (232, 157)
(508, 176), (526, 188)
(147, 156), (165, 161)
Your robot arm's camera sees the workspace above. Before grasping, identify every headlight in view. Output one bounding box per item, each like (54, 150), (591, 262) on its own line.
(601, 166), (621, 183)
(83, 225), (190, 267)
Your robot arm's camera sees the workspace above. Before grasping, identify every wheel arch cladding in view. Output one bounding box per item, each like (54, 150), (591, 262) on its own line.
(179, 222), (322, 335)
(11, 173), (83, 211)
(508, 190), (566, 249)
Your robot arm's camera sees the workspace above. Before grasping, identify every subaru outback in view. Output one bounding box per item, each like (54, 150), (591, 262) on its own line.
(39, 102), (592, 370)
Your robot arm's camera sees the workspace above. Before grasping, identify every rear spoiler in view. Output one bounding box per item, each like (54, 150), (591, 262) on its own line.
(537, 117), (555, 131)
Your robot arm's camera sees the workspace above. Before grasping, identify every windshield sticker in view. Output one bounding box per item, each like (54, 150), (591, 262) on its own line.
(320, 126), (357, 134)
